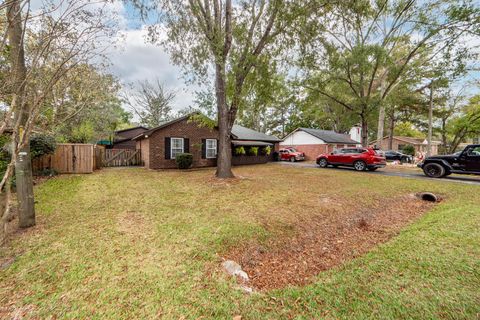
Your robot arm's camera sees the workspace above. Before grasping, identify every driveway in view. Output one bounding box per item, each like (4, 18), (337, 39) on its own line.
(276, 161), (480, 186)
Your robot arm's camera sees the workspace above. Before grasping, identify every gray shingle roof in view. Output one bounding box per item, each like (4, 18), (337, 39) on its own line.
(299, 128), (358, 144)
(132, 113), (282, 143)
(231, 125), (282, 142)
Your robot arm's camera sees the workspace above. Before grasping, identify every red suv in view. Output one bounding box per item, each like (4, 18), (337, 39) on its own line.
(316, 147), (386, 171)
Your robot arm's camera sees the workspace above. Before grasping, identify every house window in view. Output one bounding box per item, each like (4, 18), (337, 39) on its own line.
(206, 139), (217, 158)
(171, 138), (184, 159)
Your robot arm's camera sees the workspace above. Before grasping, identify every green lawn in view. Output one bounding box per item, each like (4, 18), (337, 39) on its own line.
(1, 165), (479, 319)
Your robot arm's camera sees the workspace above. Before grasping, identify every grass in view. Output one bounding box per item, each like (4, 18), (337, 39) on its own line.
(1, 164), (479, 319)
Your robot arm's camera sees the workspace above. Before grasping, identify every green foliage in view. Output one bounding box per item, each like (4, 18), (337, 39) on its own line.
(234, 146), (246, 156)
(188, 113), (216, 130)
(70, 122), (95, 143)
(30, 134), (56, 159)
(248, 147), (259, 156)
(38, 63), (128, 143)
(175, 153), (193, 169)
(394, 122), (424, 138)
(402, 145), (416, 156)
(262, 146), (272, 156)
(0, 134), (11, 177)
(36, 168), (58, 177)
(446, 95), (480, 152)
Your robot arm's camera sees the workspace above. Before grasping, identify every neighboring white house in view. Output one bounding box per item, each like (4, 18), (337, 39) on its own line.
(280, 127), (360, 160)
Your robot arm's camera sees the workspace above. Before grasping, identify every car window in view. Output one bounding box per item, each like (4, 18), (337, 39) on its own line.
(467, 146), (480, 156)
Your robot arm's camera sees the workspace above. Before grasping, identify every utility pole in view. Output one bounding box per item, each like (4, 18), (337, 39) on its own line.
(427, 82), (434, 157)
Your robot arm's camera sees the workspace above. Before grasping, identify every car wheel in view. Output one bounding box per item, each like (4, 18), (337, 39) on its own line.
(368, 167), (378, 171)
(423, 163), (446, 178)
(318, 158), (328, 168)
(290, 157), (296, 162)
(353, 160), (367, 171)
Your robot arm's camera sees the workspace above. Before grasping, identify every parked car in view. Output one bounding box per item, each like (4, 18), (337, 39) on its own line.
(417, 144), (480, 178)
(316, 147), (386, 171)
(278, 148), (305, 162)
(384, 150), (413, 163)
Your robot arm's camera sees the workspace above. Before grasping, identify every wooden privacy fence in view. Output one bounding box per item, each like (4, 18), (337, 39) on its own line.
(102, 149), (142, 167)
(32, 143), (97, 174)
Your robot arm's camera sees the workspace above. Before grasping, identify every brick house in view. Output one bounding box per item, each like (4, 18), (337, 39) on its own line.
(280, 127), (359, 160)
(133, 114), (281, 169)
(112, 126), (149, 149)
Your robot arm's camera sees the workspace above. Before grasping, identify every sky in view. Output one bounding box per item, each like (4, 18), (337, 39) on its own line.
(28, 0), (480, 117)
(107, 2), (198, 113)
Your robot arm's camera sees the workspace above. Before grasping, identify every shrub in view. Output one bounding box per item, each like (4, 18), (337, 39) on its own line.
(402, 144), (415, 156)
(248, 147), (259, 156)
(264, 146), (271, 156)
(175, 153), (193, 169)
(30, 134), (56, 159)
(37, 168), (58, 177)
(234, 146), (246, 156)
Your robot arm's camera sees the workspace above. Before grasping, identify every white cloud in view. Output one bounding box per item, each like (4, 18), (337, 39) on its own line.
(108, 27), (198, 114)
(30, 1), (197, 115)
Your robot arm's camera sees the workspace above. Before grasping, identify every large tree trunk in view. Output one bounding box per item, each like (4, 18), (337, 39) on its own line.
(215, 64), (234, 179)
(7, 0), (36, 228)
(361, 115), (369, 147)
(376, 104), (386, 147)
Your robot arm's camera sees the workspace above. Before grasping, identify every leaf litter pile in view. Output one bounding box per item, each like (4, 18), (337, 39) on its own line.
(225, 194), (436, 290)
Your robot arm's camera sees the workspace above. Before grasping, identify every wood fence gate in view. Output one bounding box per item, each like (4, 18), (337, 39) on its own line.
(102, 149), (142, 167)
(32, 144), (95, 174)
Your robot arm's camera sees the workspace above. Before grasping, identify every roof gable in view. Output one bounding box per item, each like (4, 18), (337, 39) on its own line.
(297, 128), (358, 144)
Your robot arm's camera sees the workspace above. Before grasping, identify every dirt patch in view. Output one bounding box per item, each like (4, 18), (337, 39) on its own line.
(225, 194), (435, 290)
(116, 211), (147, 236)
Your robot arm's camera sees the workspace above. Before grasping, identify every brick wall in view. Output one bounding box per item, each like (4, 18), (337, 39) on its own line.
(280, 144), (330, 160)
(146, 118), (219, 169)
(280, 144), (356, 160)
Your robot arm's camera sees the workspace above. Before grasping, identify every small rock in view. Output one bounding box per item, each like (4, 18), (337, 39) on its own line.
(233, 316), (242, 320)
(222, 260), (249, 281)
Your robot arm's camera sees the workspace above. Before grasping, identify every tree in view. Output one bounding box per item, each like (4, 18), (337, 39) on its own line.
(123, 78), (175, 128)
(447, 95), (480, 153)
(0, 0), (119, 240)
(35, 63), (126, 143)
(131, 0), (316, 178)
(299, 0), (480, 146)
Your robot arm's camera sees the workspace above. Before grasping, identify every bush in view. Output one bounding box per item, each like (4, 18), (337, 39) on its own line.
(234, 146), (246, 156)
(248, 147), (259, 156)
(175, 153), (193, 169)
(402, 144), (415, 156)
(37, 168), (58, 177)
(30, 134), (56, 159)
(264, 146), (271, 156)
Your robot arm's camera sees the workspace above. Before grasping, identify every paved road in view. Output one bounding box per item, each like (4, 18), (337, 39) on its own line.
(276, 161), (480, 186)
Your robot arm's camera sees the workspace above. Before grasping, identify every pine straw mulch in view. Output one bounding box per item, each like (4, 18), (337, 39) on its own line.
(224, 194), (436, 290)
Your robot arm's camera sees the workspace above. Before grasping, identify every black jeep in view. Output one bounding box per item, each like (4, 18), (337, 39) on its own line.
(418, 144), (480, 178)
